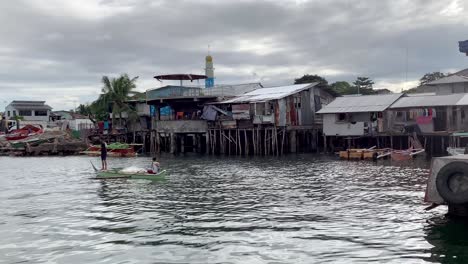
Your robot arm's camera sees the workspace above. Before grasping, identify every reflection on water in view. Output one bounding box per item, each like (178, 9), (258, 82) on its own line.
(0, 154), (466, 263)
(424, 216), (468, 263)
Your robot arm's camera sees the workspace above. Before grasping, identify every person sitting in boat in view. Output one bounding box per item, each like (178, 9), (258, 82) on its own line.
(147, 157), (160, 174)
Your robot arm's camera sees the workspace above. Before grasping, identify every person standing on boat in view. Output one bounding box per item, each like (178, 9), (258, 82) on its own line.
(147, 157), (160, 174)
(100, 139), (108, 171)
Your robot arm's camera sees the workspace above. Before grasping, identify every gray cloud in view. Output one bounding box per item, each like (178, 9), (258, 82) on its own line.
(0, 0), (467, 110)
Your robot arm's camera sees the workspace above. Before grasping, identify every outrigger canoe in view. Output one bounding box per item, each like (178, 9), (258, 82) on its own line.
(95, 169), (167, 180)
(90, 162), (166, 180)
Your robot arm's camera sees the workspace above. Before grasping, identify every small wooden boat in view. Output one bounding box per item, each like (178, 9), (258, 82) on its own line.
(81, 142), (137, 157)
(390, 148), (425, 161)
(95, 169), (167, 180)
(5, 125), (43, 141)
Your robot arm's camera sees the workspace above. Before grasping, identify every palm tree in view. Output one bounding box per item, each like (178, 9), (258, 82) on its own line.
(96, 74), (139, 129)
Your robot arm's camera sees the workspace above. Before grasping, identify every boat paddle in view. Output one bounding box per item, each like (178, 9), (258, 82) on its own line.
(90, 161), (99, 172)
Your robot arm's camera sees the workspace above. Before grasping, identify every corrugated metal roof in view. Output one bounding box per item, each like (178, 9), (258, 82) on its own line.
(389, 94), (463, 108)
(455, 93), (468, 106)
(219, 83), (317, 104)
(316, 94), (402, 114)
(427, 74), (468, 85)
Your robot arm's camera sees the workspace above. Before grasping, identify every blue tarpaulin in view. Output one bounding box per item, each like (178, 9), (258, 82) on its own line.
(459, 40), (468, 53)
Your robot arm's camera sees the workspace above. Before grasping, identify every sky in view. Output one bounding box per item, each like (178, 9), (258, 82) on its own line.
(1, 0), (468, 110)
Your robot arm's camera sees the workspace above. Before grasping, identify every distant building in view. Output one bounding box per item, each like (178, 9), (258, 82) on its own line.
(5, 100), (52, 122)
(417, 68), (468, 95)
(317, 94), (403, 136)
(215, 83), (334, 128)
(51, 111), (93, 130)
(388, 93), (468, 133)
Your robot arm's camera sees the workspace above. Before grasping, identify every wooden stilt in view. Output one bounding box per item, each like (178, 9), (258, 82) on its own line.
(228, 130), (231, 155)
(281, 128), (285, 155)
(244, 129), (248, 156)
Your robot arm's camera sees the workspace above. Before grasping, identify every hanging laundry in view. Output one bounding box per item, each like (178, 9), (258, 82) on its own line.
(417, 115), (432, 124)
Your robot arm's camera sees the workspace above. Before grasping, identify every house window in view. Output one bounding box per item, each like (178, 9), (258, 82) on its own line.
(13, 110), (16, 116)
(35, 110), (48, 116)
(19, 110), (32, 116)
(7, 111), (10, 117)
(336, 113), (347, 122)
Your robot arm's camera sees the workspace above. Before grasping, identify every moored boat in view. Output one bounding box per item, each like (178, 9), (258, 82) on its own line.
(81, 142), (137, 157)
(5, 125), (43, 141)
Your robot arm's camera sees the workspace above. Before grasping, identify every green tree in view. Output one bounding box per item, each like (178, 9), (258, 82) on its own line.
(294, 74), (341, 96)
(419, 72), (447, 86)
(353, 77), (375, 95)
(330, 81), (357, 95)
(294, 74), (328, 90)
(95, 74), (139, 127)
(76, 104), (91, 115)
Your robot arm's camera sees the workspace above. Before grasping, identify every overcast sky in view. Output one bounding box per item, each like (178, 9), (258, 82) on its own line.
(1, 0), (468, 110)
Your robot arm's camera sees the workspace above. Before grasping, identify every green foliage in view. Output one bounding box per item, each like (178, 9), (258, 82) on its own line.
(294, 74), (341, 96)
(294, 74), (328, 89)
(330, 81), (356, 95)
(353, 76), (375, 95)
(94, 74), (139, 126)
(419, 72), (447, 86)
(294, 74), (377, 96)
(76, 104), (91, 115)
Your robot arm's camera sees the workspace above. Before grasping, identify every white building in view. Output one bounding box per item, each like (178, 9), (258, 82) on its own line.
(5, 101), (52, 122)
(51, 111), (94, 130)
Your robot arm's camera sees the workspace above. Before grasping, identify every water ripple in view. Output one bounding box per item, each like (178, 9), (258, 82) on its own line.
(0, 155), (465, 263)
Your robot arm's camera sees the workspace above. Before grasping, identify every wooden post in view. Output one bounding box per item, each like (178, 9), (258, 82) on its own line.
(264, 128), (268, 155)
(238, 129), (242, 155)
(206, 131), (210, 154)
(290, 130), (297, 153)
(442, 136), (445, 155)
(220, 129), (224, 154)
(253, 128), (256, 155)
(228, 130), (231, 155)
(170, 133), (176, 154)
(181, 135), (185, 154)
(281, 128), (285, 155)
(390, 136), (394, 150)
(323, 135), (327, 153)
(156, 132), (161, 154)
(430, 136), (434, 156)
(244, 129), (248, 156)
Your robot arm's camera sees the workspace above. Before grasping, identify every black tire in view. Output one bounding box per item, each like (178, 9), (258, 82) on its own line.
(436, 162), (468, 204)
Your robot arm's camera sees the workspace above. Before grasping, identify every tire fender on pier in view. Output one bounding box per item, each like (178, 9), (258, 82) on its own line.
(436, 161), (468, 204)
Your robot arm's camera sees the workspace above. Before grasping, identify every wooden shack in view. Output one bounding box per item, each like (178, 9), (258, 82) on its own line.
(207, 83), (335, 155)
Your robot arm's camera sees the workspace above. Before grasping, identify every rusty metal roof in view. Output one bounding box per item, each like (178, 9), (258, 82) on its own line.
(317, 94), (402, 114)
